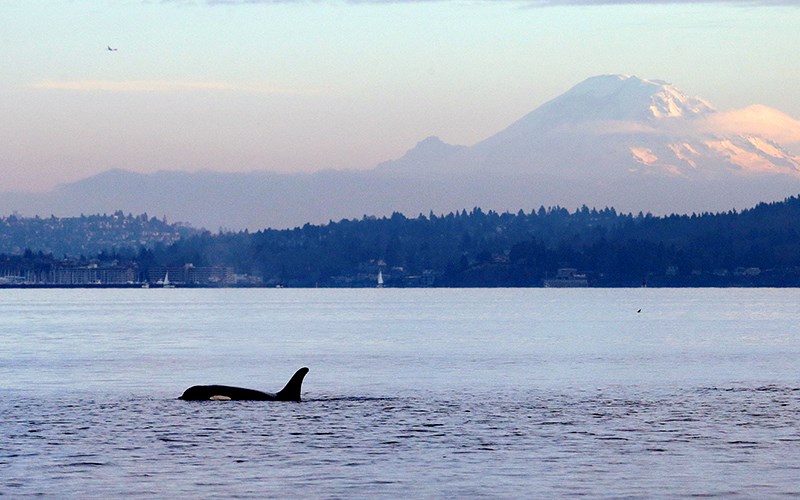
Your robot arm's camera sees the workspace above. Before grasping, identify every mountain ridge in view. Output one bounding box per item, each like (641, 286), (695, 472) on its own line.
(3, 74), (800, 229)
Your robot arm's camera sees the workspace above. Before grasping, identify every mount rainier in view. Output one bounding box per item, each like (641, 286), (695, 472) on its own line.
(382, 74), (800, 180)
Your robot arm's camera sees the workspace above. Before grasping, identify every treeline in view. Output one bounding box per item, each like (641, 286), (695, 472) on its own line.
(4, 197), (800, 286)
(131, 196), (800, 286)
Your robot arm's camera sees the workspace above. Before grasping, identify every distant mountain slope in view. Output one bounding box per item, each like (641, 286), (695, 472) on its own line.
(3, 75), (800, 230)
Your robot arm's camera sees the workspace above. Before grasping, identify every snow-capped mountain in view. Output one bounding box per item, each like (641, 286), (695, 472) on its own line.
(386, 74), (800, 180)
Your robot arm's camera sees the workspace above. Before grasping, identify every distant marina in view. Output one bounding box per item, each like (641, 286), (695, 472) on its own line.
(543, 268), (589, 288)
(0, 265), (237, 288)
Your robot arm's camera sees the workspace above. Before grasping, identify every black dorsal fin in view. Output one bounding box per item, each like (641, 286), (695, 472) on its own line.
(274, 367), (309, 401)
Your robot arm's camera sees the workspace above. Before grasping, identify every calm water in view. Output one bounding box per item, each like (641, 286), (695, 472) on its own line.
(1, 288), (798, 497)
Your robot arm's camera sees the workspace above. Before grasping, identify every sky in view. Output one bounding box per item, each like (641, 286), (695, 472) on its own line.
(2, 0), (799, 192)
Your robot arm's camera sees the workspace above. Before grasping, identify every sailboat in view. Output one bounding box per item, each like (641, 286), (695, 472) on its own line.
(162, 272), (175, 288)
(377, 270), (384, 288)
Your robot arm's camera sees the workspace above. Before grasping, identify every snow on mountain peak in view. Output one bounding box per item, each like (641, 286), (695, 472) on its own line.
(536, 74), (716, 123)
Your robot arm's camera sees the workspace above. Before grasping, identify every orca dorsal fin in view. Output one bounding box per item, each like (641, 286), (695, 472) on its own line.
(274, 367), (309, 401)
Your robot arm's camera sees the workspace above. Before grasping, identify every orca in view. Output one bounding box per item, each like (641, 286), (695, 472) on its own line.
(179, 367), (309, 401)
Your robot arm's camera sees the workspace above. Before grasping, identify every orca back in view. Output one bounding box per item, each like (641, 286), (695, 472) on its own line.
(179, 385), (275, 401)
(178, 367), (309, 401)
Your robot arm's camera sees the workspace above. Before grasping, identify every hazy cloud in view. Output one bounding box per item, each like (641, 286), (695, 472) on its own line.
(30, 80), (320, 94)
(523, 0), (799, 5)
(192, 0), (800, 5)
(551, 106), (800, 147)
(703, 105), (800, 145)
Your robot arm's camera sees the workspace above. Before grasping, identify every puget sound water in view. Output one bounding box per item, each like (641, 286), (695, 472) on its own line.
(1, 288), (798, 498)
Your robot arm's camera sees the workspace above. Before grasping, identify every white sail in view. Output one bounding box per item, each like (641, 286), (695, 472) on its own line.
(163, 272), (175, 288)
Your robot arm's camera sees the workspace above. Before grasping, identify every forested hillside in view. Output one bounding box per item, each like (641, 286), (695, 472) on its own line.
(3, 197), (800, 287)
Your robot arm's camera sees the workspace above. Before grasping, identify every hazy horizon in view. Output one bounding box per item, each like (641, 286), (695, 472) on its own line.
(2, 0), (800, 193)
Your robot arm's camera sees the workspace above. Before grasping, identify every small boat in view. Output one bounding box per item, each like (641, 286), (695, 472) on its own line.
(377, 270), (384, 288)
(162, 272), (175, 288)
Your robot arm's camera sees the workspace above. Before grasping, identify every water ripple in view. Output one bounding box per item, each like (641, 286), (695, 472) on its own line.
(6, 385), (798, 497)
